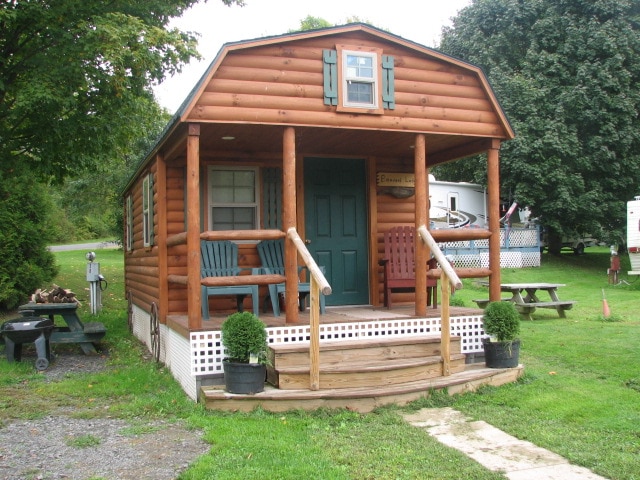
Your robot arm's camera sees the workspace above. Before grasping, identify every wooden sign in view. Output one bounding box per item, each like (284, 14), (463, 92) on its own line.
(376, 172), (415, 187)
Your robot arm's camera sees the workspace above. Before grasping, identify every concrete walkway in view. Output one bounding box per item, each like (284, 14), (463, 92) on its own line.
(403, 408), (607, 480)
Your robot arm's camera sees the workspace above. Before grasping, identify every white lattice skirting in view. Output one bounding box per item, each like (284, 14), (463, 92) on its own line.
(190, 315), (486, 378)
(131, 306), (486, 400)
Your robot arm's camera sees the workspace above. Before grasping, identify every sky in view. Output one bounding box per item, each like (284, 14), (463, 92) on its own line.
(153, 0), (472, 113)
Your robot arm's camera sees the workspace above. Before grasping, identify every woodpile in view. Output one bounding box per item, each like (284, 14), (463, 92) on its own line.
(31, 284), (81, 305)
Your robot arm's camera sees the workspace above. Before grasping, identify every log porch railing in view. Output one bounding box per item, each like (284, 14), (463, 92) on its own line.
(287, 227), (332, 390)
(417, 225), (463, 377)
(167, 226), (492, 384)
(166, 228), (333, 389)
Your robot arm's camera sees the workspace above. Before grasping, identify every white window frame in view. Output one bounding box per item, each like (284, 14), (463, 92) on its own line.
(208, 166), (259, 231)
(337, 45), (383, 113)
(142, 173), (153, 248)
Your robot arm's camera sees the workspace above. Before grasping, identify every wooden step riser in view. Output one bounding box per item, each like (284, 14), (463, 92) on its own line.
(269, 356), (467, 390)
(200, 366), (525, 413)
(269, 340), (461, 369)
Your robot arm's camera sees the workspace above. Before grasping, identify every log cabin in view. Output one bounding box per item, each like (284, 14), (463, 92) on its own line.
(123, 23), (520, 410)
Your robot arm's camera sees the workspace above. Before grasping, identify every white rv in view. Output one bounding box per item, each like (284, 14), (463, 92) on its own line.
(428, 175), (488, 229)
(627, 196), (640, 274)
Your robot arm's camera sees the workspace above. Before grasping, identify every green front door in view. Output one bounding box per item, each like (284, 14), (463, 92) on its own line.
(304, 158), (369, 305)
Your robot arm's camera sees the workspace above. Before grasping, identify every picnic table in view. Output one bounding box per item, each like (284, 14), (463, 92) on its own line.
(474, 283), (576, 320)
(17, 303), (105, 355)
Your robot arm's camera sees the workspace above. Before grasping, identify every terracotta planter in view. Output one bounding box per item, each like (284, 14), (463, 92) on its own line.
(482, 338), (520, 368)
(223, 361), (266, 394)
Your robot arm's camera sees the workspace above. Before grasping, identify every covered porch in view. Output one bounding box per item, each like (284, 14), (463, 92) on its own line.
(124, 24), (518, 405)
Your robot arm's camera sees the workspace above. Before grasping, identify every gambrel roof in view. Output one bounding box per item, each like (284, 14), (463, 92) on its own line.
(140, 23), (512, 176)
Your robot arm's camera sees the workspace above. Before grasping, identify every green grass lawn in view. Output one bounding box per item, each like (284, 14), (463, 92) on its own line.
(1, 247), (638, 479)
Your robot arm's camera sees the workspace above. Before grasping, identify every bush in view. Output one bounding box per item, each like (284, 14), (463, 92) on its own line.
(0, 172), (58, 310)
(482, 301), (521, 342)
(221, 312), (268, 364)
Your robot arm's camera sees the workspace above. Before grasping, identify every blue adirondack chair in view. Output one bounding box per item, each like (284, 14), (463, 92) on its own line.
(257, 239), (326, 316)
(201, 240), (260, 319)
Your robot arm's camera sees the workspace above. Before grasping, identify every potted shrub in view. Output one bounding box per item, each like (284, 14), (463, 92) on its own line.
(221, 312), (269, 394)
(482, 301), (521, 368)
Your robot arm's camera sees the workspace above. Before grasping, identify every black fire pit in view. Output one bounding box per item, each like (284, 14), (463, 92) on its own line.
(1, 316), (54, 370)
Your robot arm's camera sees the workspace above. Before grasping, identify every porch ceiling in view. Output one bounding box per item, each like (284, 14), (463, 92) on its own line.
(165, 123), (494, 166)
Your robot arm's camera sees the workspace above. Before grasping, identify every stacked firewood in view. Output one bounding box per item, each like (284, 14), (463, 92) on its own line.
(31, 284), (81, 305)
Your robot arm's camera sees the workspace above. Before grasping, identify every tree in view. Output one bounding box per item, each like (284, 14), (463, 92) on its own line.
(437, 0), (640, 250)
(291, 15), (332, 32)
(0, 0), (243, 307)
(0, 0), (240, 182)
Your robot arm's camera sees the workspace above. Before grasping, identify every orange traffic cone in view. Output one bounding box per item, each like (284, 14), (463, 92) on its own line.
(602, 289), (611, 317)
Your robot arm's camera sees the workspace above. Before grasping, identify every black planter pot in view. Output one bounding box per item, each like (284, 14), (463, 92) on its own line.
(223, 360), (266, 394)
(483, 338), (520, 368)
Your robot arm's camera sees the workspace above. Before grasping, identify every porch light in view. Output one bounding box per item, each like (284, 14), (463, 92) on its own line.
(221, 136), (235, 140)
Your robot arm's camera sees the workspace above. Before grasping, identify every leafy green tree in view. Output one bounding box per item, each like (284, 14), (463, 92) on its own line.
(291, 15), (332, 32)
(291, 15), (374, 33)
(0, 0), (242, 306)
(52, 100), (171, 243)
(437, 0), (640, 250)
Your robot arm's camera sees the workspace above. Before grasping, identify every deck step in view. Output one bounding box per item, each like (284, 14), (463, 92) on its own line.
(269, 353), (466, 390)
(200, 364), (525, 413)
(268, 335), (461, 369)
(266, 336), (464, 390)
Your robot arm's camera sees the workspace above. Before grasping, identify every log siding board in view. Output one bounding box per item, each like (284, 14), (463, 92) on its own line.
(190, 107), (505, 137)
(199, 92), (498, 124)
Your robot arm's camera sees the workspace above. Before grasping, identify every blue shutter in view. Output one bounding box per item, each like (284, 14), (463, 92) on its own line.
(382, 55), (395, 110)
(262, 167), (282, 229)
(323, 49), (338, 106)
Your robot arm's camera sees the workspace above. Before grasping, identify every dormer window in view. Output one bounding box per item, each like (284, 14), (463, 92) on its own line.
(324, 46), (394, 114)
(343, 50), (377, 108)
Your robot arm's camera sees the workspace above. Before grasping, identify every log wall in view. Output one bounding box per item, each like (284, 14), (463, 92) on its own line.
(186, 32), (504, 138)
(124, 162), (160, 314)
(372, 158), (417, 305)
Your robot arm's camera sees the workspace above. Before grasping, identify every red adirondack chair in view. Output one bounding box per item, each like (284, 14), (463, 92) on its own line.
(379, 226), (438, 309)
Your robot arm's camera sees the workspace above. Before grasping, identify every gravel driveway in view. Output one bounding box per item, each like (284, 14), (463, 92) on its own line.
(0, 352), (210, 480)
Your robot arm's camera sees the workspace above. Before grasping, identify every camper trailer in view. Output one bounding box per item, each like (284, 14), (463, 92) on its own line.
(627, 196), (640, 274)
(428, 175), (488, 229)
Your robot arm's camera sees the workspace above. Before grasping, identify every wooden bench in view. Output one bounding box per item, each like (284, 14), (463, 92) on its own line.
(514, 301), (576, 320)
(473, 299), (576, 320)
(473, 298), (511, 309)
(51, 322), (106, 344)
(17, 303), (106, 355)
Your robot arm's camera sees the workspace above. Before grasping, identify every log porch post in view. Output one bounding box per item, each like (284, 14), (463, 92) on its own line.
(487, 139), (502, 301)
(283, 127), (299, 323)
(187, 124), (202, 330)
(414, 134), (427, 317)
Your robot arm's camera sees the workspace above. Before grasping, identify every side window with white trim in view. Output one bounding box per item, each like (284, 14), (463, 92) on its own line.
(142, 173), (154, 247)
(208, 167), (259, 230)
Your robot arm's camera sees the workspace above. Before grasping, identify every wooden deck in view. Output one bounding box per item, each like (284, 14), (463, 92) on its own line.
(188, 306), (523, 413)
(167, 304), (484, 336)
